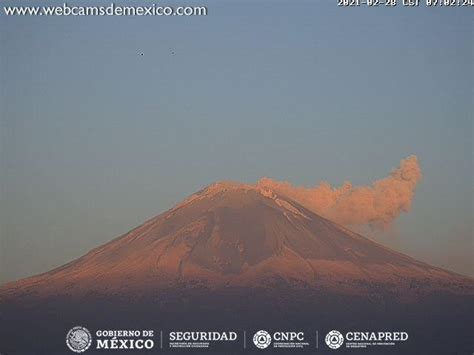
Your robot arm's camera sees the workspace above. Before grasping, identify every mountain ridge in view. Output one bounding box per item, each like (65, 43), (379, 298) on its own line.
(1, 181), (473, 354)
(1, 181), (472, 302)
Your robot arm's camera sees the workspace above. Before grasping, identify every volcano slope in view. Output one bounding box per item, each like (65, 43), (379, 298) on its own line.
(1, 182), (473, 354)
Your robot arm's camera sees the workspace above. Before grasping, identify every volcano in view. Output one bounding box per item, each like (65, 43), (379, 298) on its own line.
(1, 181), (471, 299)
(1, 181), (473, 354)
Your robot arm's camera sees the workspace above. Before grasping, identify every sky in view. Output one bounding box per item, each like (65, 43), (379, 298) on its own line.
(0, 0), (472, 284)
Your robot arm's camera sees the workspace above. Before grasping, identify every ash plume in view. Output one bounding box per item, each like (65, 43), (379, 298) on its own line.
(257, 156), (422, 230)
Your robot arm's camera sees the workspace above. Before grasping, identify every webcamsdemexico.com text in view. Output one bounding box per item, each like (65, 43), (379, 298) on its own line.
(3, 3), (208, 17)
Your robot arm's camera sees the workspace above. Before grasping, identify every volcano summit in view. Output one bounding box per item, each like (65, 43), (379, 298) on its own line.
(1, 181), (473, 354)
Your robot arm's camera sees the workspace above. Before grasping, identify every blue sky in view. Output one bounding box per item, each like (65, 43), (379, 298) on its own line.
(1, 0), (472, 283)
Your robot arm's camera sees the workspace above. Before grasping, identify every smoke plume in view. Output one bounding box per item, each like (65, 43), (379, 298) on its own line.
(257, 156), (422, 230)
